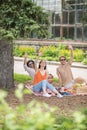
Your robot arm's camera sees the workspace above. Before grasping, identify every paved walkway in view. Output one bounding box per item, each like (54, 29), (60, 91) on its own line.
(14, 57), (87, 80)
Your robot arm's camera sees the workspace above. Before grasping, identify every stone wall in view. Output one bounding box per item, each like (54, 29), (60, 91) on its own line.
(0, 40), (14, 88)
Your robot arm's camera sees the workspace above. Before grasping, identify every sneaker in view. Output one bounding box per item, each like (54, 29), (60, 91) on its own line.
(57, 93), (63, 98)
(43, 93), (51, 97)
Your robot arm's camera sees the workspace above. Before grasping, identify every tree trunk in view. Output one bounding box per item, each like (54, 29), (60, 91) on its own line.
(0, 40), (14, 88)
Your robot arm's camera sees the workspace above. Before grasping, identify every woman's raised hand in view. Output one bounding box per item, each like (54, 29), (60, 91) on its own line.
(24, 52), (28, 58)
(38, 50), (42, 57)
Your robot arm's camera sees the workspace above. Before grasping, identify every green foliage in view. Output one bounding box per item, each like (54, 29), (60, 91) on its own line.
(45, 57), (55, 61)
(0, 85), (87, 130)
(55, 116), (74, 130)
(53, 78), (59, 83)
(14, 73), (58, 84)
(82, 58), (87, 65)
(13, 45), (36, 57)
(84, 51), (87, 58)
(74, 49), (84, 62)
(55, 108), (87, 130)
(57, 43), (67, 50)
(14, 73), (32, 83)
(0, 85), (55, 130)
(43, 46), (58, 57)
(0, 27), (14, 41)
(13, 44), (85, 63)
(0, 0), (50, 39)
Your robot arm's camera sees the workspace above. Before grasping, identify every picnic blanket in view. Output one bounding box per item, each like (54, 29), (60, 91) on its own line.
(25, 85), (43, 96)
(25, 85), (74, 97)
(25, 84), (87, 97)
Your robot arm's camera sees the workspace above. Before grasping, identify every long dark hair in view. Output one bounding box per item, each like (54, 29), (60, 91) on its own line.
(38, 60), (46, 70)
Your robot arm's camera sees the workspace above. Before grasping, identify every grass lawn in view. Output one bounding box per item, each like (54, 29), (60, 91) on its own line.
(14, 73), (32, 83)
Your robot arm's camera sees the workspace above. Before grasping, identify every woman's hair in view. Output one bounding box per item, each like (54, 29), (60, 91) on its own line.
(38, 60), (46, 70)
(27, 60), (35, 68)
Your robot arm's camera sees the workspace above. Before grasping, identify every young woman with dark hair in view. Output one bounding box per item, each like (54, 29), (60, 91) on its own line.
(32, 60), (63, 98)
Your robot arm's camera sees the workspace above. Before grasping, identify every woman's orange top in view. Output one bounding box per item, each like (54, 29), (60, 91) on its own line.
(33, 70), (47, 85)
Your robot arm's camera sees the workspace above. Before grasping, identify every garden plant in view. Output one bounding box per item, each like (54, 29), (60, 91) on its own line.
(0, 84), (87, 130)
(13, 44), (87, 64)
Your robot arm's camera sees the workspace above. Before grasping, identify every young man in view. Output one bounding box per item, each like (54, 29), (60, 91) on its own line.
(56, 44), (87, 90)
(56, 44), (74, 89)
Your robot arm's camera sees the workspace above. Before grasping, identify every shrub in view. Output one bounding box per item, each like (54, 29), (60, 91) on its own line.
(13, 44), (85, 62)
(0, 85), (56, 130)
(82, 58), (87, 65)
(58, 49), (70, 60)
(74, 49), (84, 62)
(13, 45), (36, 57)
(41, 46), (58, 58)
(0, 85), (87, 130)
(57, 43), (67, 50)
(55, 109), (87, 130)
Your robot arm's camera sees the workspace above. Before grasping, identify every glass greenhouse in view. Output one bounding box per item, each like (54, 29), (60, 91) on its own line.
(33, 0), (87, 41)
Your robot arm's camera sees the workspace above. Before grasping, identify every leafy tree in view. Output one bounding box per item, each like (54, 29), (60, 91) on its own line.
(0, 0), (50, 39)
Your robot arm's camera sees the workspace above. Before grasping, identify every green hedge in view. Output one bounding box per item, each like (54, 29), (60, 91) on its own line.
(13, 44), (86, 64)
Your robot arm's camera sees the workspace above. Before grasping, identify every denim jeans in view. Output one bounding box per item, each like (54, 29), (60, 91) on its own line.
(33, 80), (54, 92)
